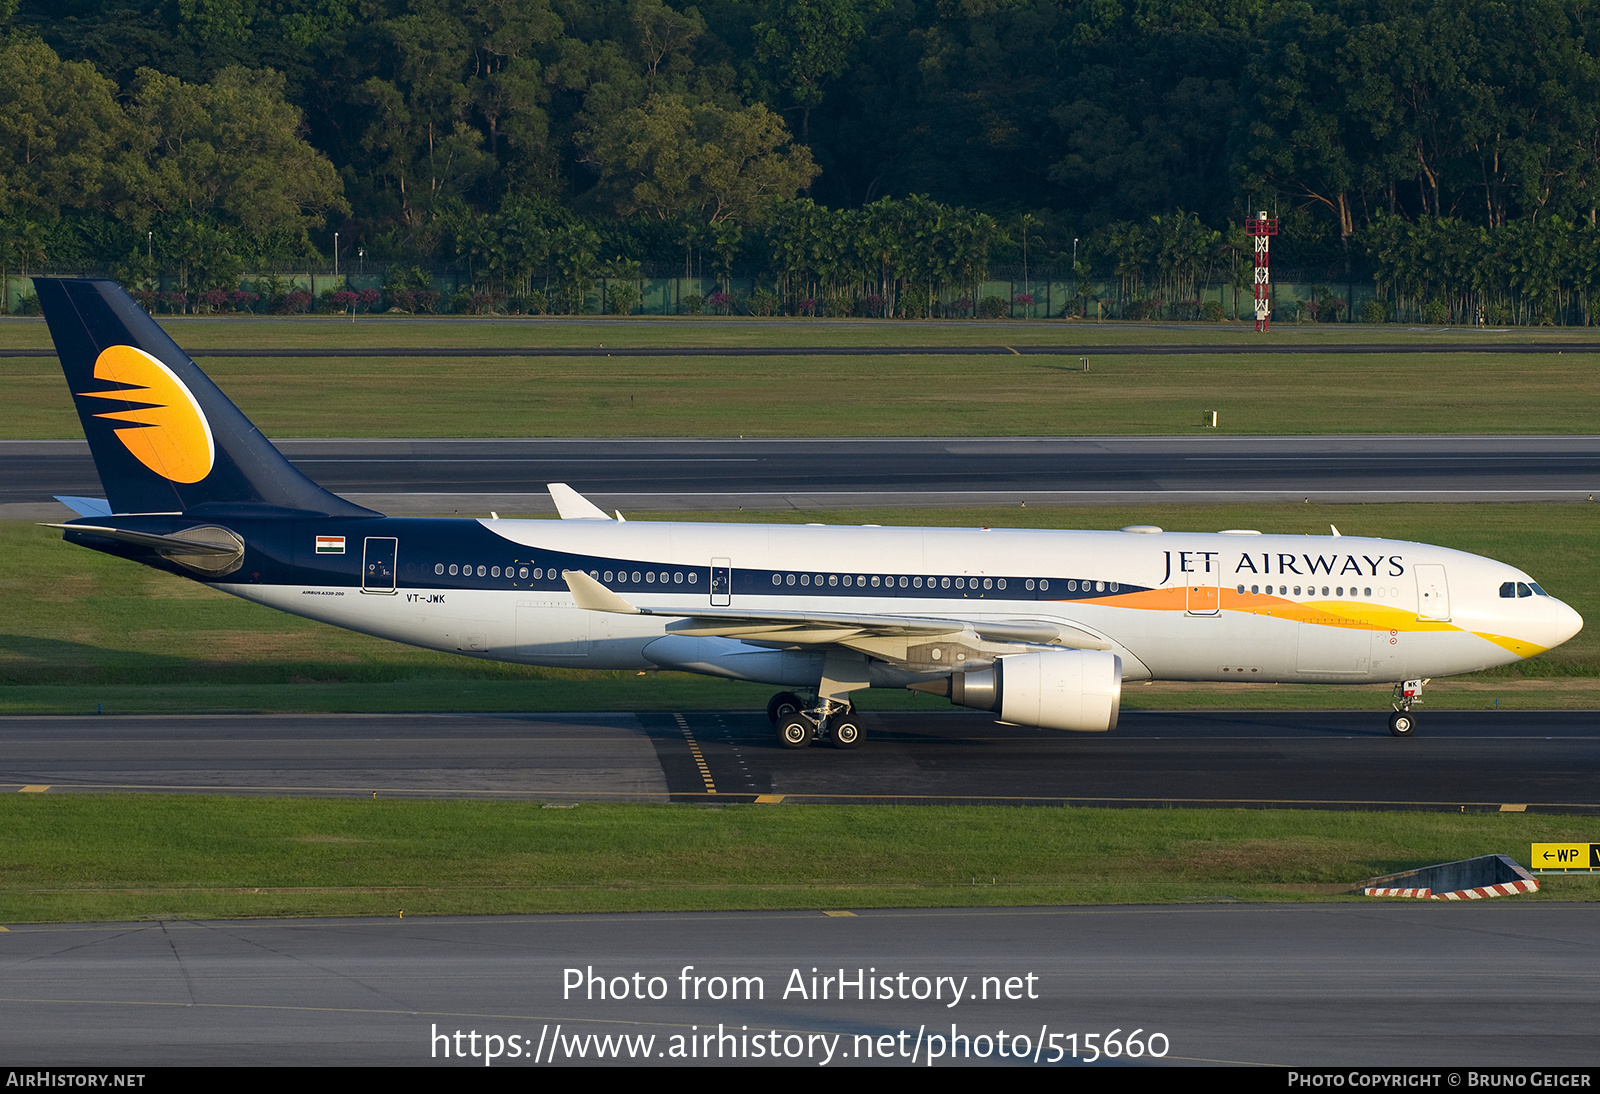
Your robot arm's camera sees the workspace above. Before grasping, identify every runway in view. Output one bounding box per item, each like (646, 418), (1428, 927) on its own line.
(2, 903), (1595, 1066)
(5, 434), (1599, 518)
(5, 709), (1597, 812)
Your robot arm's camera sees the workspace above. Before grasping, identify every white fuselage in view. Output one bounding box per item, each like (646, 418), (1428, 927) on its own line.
(224, 518), (1582, 690)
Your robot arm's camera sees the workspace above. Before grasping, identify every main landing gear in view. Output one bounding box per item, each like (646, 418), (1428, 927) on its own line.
(768, 691), (861, 750)
(1389, 678), (1426, 737)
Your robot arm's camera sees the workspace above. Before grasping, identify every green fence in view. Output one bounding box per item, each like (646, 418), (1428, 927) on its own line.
(2, 272), (1381, 321)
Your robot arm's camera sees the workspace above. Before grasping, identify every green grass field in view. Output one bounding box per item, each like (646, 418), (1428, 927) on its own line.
(0, 796), (1593, 923)
(4, 502), (1595, 714)
(5, 316), (1600, 437)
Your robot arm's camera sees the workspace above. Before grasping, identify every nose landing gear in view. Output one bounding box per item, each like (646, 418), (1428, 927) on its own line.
(1389, 679), (1426, 737)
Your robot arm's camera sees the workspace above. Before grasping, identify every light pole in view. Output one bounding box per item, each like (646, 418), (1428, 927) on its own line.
(1072, 237), (1079, 316)
(1020, 213), (1034, 318)
(147, 231), (152, 261)
(333, 232), (339, 279)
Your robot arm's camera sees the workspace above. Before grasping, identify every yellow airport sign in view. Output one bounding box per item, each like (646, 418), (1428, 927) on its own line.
(1531, 843), (1599, 870)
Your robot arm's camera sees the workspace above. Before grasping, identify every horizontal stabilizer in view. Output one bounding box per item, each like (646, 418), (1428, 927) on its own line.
(54, 496), (112, 518)
(42, 521), (246, 576)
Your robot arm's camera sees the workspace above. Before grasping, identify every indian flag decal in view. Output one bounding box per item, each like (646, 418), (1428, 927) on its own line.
(316, 536), (346, 554)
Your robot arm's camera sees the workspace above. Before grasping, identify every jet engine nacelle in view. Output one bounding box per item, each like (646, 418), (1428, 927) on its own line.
(948, 649), (1123, 732)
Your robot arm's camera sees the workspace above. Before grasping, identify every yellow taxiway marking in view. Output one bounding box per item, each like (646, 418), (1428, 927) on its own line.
(1500, 804), (1528, 812)
(19, 785), (49, 793)
(822, 910), (857, 917)
(754, 794), (785, 804)
(673, 713), (717, 796)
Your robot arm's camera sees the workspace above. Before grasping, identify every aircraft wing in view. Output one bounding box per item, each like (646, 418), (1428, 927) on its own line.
(562, 570), (1112, 650)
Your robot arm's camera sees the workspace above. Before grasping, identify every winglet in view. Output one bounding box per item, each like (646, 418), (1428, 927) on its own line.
(564, 569), (640, 614)
(548, 482), (612, 520)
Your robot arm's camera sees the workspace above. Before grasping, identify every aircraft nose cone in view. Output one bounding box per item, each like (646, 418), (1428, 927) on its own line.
(1550, 598), (1584, 648)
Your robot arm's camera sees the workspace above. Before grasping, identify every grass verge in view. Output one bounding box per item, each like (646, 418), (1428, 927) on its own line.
(1, 796), (1594, 923)
(5, 319), (1600, 436)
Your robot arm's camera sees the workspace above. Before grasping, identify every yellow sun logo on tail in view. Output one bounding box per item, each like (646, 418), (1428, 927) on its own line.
(77, 345), (216, 484)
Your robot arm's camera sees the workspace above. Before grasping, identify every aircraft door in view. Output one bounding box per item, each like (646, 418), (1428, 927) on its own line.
(362, 537), (398, 593)
(711, 557), (731, 607)
(1185, 570), (1221, 616)
(1414, 564), (1450, 621)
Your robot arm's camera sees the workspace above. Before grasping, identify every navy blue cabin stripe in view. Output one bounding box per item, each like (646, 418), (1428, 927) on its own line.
(64, 514), (1149, 602)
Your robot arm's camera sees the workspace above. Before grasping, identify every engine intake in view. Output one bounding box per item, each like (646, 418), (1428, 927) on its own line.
(918, 649), (1123, 732)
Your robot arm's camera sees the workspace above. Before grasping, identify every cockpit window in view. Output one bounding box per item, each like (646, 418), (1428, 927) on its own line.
(1501, 581), (1544, 598)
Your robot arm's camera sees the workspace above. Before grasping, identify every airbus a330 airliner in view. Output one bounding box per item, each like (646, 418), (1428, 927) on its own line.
(33, 278), (1583, 746)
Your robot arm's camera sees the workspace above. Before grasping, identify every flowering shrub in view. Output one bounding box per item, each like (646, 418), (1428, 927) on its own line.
(357, 288), (380, 312)
(230, 290), (259, 313)
(798, 297), (818, 315)
(158, 291), (188, 314)
(329, 290), (358, 314)
(706, 290), (735, 314)
(275, 288), (313, 314)
(455, 290), (504, 315)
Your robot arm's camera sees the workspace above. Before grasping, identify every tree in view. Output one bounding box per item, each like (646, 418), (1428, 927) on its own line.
(753, 0), (876, 142)
(115, 67), (348, 239)
(627, 0), (704, 92)
(580, 94), (819, 225)
(0, 37), (127, 219)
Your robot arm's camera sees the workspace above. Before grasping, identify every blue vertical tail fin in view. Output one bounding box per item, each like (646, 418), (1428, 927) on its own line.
(35, 278), (375, 518)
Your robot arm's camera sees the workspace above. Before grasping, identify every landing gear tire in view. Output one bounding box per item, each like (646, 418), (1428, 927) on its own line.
(1389, 711), (1416, 737)
(767, 691), (805, 725)
(830, 718), (863, 749)
(779, 717), (814, 749)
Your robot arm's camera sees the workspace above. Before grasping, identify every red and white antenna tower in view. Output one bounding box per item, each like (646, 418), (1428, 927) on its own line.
(1245, 210), (1278, 332)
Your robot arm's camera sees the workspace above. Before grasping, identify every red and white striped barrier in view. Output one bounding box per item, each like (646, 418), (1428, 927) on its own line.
(1434, 879), (1540, 900)
(1363, 878), (1538, 900)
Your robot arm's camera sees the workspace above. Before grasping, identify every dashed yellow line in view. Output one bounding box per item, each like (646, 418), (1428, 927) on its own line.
(673, 714), (717, 795)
